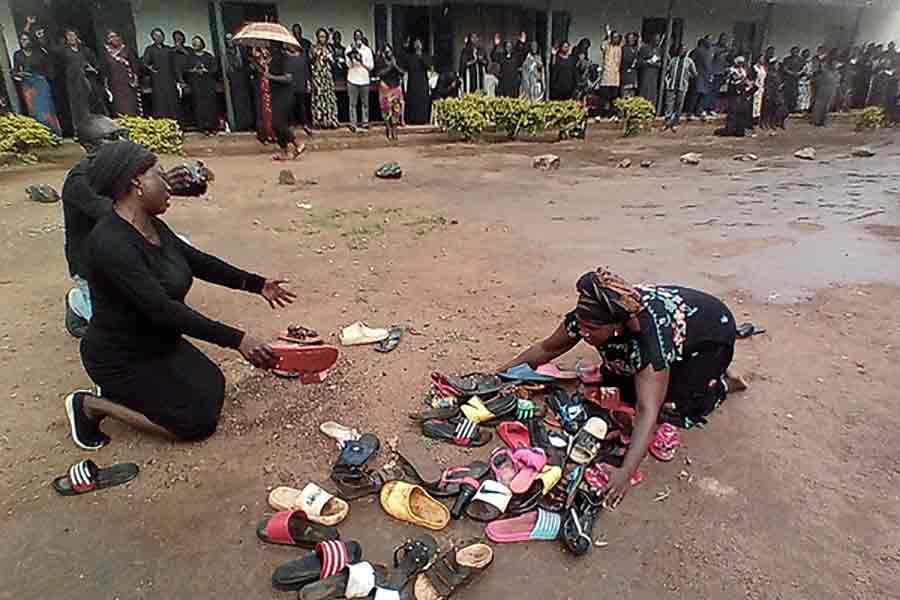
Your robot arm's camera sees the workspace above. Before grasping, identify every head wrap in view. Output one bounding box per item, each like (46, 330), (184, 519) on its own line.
(574, 267), (643, 325)
(88, 140), (156, 200)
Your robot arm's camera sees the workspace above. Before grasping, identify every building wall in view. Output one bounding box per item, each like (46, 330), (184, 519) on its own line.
(132, 0), (372, 53)
(857, 1), (900, 45)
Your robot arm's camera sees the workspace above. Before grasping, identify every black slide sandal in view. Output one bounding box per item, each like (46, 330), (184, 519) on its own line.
(51, 460), (138, 496)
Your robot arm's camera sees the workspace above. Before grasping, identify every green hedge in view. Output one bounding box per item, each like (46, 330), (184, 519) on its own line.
(0, 113), (61, 163)
(854, 106), (885, 131)
(614, 96), (657, 137)
(116, 116), (184, 155)
(433, 93), (586, 141)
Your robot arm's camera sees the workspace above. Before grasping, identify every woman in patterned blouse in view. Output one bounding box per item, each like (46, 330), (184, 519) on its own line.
(500, 267), (741, 507)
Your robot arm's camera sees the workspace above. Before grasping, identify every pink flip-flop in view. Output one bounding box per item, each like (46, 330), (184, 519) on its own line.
(509, 448), (547, 495)
(497, 422), (531, 449)
(485, 508), (561, 543)
(535, 364), (578, 380)
(270, 342), (339, 384)
(649, 423), (681, 462)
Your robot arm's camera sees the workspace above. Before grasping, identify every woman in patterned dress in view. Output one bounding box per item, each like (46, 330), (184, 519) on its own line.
(310, 28), (339, 129)
(500, 267), (742, 507)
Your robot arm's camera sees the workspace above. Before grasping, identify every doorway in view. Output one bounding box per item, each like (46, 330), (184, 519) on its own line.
(213, 1), (279, 41)
(642, 16), (684, 52)
(391, 6), (431, 53)
(733, 21), (761, 60)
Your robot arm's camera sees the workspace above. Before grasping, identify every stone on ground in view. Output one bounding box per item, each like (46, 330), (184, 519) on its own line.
(794, 147), (816, 160)
(851, 146), (875, 157)
(278, 169), (296, 185)
(533, 154), (560, 171)
(640, 160), (654, 168)
(733, 153), (758, 161)
(617, 158), (632, 169)
(680, 152), (702, 165)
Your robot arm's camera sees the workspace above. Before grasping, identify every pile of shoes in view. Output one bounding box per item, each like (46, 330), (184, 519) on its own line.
(403, 363), (682, 556)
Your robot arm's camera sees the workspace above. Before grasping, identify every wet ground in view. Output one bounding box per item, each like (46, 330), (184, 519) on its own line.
(0, 122), (898, 600)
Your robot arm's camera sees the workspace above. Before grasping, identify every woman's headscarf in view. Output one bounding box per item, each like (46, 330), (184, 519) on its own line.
(88, 140), (156, 200)
(574, 267), (643, 325)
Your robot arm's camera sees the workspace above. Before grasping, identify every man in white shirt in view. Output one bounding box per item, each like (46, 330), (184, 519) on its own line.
(346, 29), (375, 130)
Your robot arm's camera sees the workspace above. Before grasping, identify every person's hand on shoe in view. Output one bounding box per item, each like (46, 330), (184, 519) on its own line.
(239, 334), (278, 369)
(261, 279), (296, 309)
(600, 466), (631, 510)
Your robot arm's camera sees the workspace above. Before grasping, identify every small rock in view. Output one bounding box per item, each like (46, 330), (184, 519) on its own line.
(680, 152), (702, 165)
(617, 158), (632, 169)
(640, 160), (654, 168)
(794, 147), (816, 160)
(533, 154), (560, 171)
(851, 146), (875, 158)
(278, 169), (296, 185)
(733, 153), (758, 162)
(296, 203), (313, 209)
(25, 184), (60, 203)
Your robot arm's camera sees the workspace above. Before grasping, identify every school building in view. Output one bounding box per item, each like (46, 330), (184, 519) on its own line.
(1, 0), (898, 121)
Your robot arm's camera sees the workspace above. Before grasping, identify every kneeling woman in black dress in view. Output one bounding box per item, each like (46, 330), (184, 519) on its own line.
(66, 140), (294, 449)
(501, 267), (739, 508)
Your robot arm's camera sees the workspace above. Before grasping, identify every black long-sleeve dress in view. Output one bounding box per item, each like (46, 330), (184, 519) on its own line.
(550, 54), (578, 100)
(226, 45), (255, 130)
(82, 212), (265, 440)
(143, 43), (180, 119)
(498, 52), (522, 97)
(403, 52), (431, 124)
(101, 45), (142, 116)
(56, 45), (108, 132)
(186, 51), (219, 132)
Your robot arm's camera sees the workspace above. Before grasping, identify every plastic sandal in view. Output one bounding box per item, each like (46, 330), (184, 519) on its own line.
(650, 423), (681, 462)
(397, 441), (444, 486)
(509, 447), (548, 495)
(497, 421), (531, 449)
(380, 481), (450, 531)
(547, 388), (588, 434)
(535, 363), (579, 380)
(485, 508), (562, 543)
(51, 459), (138, 496)
(299, 561), (389, 600)
(421, 418), (492, 448)
(427, 461), (489, 498)
(569, 418), (609, 465)
(562, 489), (603, 556)
(269, 342), (339, 383)
(334, 433), (380, 469)
(465, 480), (512, 522)
(499, 363), (557, 382)
(268, 483), (350, 526)
(272, 540), (362, 591)
(384, 534), (438, 590)
(256, 510), (340, 547)
(412, 543), (493, 600)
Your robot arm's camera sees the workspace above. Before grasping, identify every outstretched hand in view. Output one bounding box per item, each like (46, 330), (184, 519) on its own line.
(261, 279), (296, 309)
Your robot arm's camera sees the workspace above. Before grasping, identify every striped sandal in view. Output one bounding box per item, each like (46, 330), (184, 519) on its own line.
(51, 459), (138, 496)
(272, 540), (363, 591)
(421, 418), (492, 448)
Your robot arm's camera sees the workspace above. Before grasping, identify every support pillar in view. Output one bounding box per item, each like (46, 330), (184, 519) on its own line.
(386, 2), (394, 49)
(657, 0), (674, 115)
(212, 0), (235, 130)
(545, 3), (552, 100)
(0, 24), (20, 114)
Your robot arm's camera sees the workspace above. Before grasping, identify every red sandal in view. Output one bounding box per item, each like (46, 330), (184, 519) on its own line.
(649, 423), (681, 462)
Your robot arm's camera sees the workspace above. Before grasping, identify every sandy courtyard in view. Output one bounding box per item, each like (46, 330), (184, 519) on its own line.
(0, 122), (899, 600)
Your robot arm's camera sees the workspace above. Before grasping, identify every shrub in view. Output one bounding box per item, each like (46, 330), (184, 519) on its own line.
(433, 93), (586, 141)
(614, 95), (657, 137)
(116, 116), (184, 155)
(0, 113), (61, 163)
(854, 106), (885, 131)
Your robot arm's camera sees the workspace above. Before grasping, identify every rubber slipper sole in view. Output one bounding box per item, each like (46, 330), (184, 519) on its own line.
(273, 541), (363, 591)
(51, 462), (139, 496)
(298, 565), (388, 600)
(270, 343), (339, 375)
(397, 440), (444, 485)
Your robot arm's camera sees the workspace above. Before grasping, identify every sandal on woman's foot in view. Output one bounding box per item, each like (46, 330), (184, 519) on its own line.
(256, 509), (340, 547)
(65, 390), (109, 450)
(421, 418), (492, 448)
(298, 561), (389, 600)
(51, 459), (138, 496)
(272, 540), (362, 591)
(561, 489), (603, 556)
(486, 508), (562, 543)
(649, 423), (681, 462)
(412, 543), (493, 599)
(268, 483), (350, 526)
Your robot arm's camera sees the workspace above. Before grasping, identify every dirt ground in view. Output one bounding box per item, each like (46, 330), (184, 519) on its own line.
(1, 122), (899, 600)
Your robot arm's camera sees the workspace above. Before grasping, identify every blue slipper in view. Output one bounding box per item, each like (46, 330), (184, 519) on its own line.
(499, 363), (557, 383)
